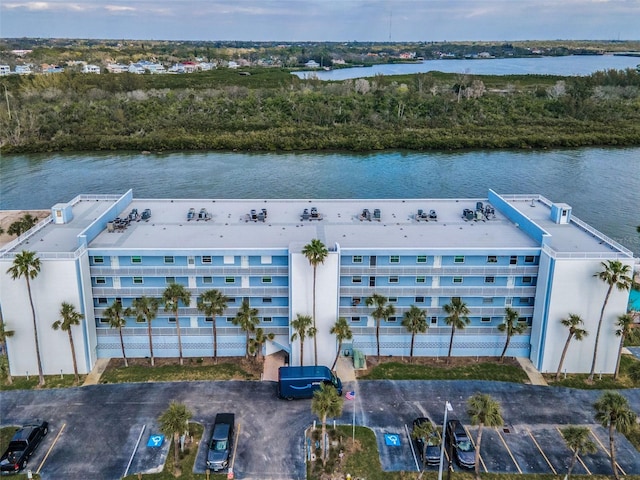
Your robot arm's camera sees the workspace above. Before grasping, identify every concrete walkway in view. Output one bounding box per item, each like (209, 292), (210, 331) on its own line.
(263, 350), (287, 382)
(335, 356), (356, 382)
(516, 357), (548, 386)
(82, 358), (110, 386)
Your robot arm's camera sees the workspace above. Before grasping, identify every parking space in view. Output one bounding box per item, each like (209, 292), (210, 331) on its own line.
(466, 426), (517, 473)
(587, 424), (640, 476)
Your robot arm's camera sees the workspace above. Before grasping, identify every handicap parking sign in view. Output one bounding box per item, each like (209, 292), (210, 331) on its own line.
(147, 434), (164, 447)
(384, 434), (401, 446)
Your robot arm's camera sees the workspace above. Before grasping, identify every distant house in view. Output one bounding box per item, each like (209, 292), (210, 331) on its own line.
(106, 63), (128, 74)
(11, 49), (32, 56)
(305, 60), (320, 68)
(82, 64), (101, 74)
(227, 61), (239, 69)
(128, 63), (146, 74)
(0, 65), (10, 76)
(180, 61), (198, 73)
(42, 64), (64, 74)
(14, 65), (32, 75)
(198, 62), (215, 71)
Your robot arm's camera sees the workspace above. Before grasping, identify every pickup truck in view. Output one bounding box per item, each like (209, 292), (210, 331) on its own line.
(0, 421), (49, 474)
(206, 413), (234, 472)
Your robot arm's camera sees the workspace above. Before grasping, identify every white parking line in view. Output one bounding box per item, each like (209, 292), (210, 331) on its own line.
(496, 427), (522, 474)
(122, 424), (146, 478)
(555, 426), (591, 475)
(527, 428), (556, 475)
(37, 423), (66, 474)
(405, 423), (420, 471)
(464, 425), (487, 473)
(589, 427), (626, 476)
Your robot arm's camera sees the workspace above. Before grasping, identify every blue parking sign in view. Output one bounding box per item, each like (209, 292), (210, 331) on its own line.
(384, 434), (401, 446)
(147, 434), (164, 447)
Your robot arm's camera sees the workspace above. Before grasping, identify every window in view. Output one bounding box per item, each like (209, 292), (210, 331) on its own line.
(133, 277), (143, 284)
(353, 255), (363, 263)
(416, 276), (426, 283)
(522, 276), (532, 284)
(262, 297), (272, 303)
(136, 316), (146, 324)
(388, 297), (398, 303)
(205, 317), (213, 323)
(454, 255), (465, 264)
(352, 297), (361, 306)
(263, 317), (272, 323)
(506, 297), (512, 306)
(453, 277), (463, 284)
(415, 296), (425, 303)
(203, 276), (213, 284)
(485, 276), (495, 283)
(227, 298), (236, 304)
(97, 317), (108, 325)
(389, 276), (399, 283)
(481, 317), (491, 323)
(115, 297), (122, 305)
(164, 256), (174, 264)
(96, 277), (106, 284)
(168, 317), (177, 323)
(487, 255), (497, 263)
(430, 316), (438, 325)
(387, 317), (398, 323)
(351, 317), (361, 322)
(202, 255), (212, 264)
(483, 297), (494, 304)
(452, 296), (461, 303)
(226, 317), (233, 323)
(97, 297), (108, 305)
(165, 277), (175, 284)
(390, 255), (400, 263)
(520, 297), (533, 305)
(188, 256), (195, 265)
(417, 255), (427, 263)
(262, 276), (272, 284)
(510, 256), (517, 265)
(225, 277), (235, 284)
(524, 255), (535, 264)
(352, 276), (362, 284)
(369, 277), (376, 287)
(93, 256), (104, 264)
(131, 256), (142, 264)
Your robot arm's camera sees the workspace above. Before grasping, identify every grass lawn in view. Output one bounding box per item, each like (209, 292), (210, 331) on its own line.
(0, 373), (86, 391)
(544, 354), (640, 389)
(360, 357), (529, 383)
(0, 426), (42, 479)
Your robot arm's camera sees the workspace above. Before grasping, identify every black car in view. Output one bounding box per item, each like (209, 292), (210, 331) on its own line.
(446, 419), (475, 469)
(0, 421), (48, 474)
(206, 413), (235, 472)
(411, 417), (441, 466)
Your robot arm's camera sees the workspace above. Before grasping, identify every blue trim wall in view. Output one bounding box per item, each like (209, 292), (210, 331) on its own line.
(77, 190), (133, 248)
(488, 190), (550, 246)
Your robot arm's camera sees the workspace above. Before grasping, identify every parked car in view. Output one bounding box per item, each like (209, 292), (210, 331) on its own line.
(206, 413), (235, 472)
(0, 421), (49, 474)
(411, 417), (441, 466)
(446, 419), (475, 469)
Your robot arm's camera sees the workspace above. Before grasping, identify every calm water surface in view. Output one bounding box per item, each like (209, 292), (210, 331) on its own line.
(1, 148), (639, 254)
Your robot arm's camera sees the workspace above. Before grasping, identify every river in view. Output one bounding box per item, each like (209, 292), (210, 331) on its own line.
(293, 55), (640, 81)
(1, 147), (639, 255)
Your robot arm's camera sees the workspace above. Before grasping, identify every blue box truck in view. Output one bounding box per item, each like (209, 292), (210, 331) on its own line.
(278, 366), (343, 400)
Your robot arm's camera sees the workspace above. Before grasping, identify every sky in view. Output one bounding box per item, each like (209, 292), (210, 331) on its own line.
(1, 0), (639, 42)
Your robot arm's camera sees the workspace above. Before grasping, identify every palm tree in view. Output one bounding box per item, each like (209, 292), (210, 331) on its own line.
(467, 393), (503, 480)
(129, 296), (159, 366)
(7, 250), (45, 386)
(0, 318), (15, 385)
(366, 293), (396, 359)
(52, 302), (83, 384)
(104, 300), (128, 367)
(330, 317), (352, 370)
(159, 401), (193, 473)
(411, 420), (435, 476)
(311, 383), (344, 465)
(555, 314), (588, 380)
(162, 283), (191, 366)
(561, 426), (596, 479)
(197, 289), (228, 364)
(302, 239), (328, 366)
(291, 313), (315, 366)
(593, 391), (637, 480)
(590, 260), (632, 381)
(233, 299), (259, 358)
(614, 313), (634, 380)
(497, 307), (526, 362)
(402, 305), (427, 362)
(443, 297), (470, 364)
(249, 327), (274, 362)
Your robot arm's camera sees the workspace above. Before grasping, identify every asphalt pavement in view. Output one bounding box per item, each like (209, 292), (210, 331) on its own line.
(1, 380), (639, 479)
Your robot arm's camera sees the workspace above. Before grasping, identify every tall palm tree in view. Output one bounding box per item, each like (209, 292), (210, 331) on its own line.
(467, 393), (504, 480)
(104, 300), (128, 367)
(443, 297), (470, 364)
(590, 260), (632, 381)
(593, 391), (637, 480)
(197, 289), (228, 364)
(411, 420), (436, 477)
(556, 314), (588, 380)
(159, 401), (193, 474)
(52, 302), (83, 384)
(291, 313), (315, 366)
(249, 327), (275, 362)
(366, 293), (396, 360)
(497, 307), (526, 362)
(162, 283), (191, 366)
(129, 296), (159, 366)
(614, 313), (634, 380)
(330, 317), (352, 370)
(233, 299), (259, 358)
(6, 250), (45, 386)
(302, 239), (328, 366)
(561, 426), (596, 479)
(311, 383), (344, 465)
(402, 305), (427, 362)
(0, 318), (15, 385)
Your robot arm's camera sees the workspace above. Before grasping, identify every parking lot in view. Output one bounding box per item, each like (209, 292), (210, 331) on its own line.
(1, 380), (639, 479)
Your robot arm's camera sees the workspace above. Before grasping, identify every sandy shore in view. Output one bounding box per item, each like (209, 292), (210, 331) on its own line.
(0, 210), (50, 248)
